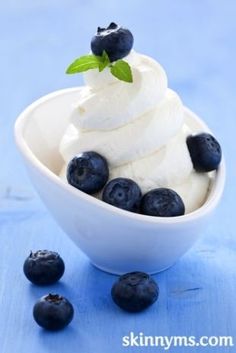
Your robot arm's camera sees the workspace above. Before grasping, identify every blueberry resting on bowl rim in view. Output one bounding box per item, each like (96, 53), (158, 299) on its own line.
(186, 133), (222, 172)
(141, 188), (185, 217)
(102, 177), (142, 213)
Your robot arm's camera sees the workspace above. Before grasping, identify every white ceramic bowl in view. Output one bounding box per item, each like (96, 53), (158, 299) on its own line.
(14, 88), (225, 274)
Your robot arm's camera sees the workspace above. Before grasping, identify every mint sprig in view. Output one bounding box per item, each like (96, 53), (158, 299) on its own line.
(110, 60), (132, 83)
(98, 51), (110, 72)
(66, 51), (133, 83)
(66, 55), (102, 74)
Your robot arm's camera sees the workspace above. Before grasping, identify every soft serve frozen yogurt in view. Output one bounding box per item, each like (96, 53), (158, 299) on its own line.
(59, 49), (210, 214)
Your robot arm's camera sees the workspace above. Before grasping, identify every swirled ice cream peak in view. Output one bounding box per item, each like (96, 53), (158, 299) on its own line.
(59, 50), (210, 213)
(71, 51), (168, 130)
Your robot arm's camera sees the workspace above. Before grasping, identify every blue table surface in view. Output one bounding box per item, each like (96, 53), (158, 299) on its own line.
(1, 1), (236, 352)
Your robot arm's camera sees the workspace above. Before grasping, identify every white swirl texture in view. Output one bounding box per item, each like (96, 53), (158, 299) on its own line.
(59, 51), (210, 213)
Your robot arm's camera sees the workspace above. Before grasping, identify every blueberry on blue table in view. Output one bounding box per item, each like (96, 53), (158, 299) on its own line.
(141, 188), (185, 217)
(91, 22), (134, 62)
(186, 133), (222, 172)
(111, 272), (159, 312)
(102, 177), (142, 212)
(67, 151), (109, 194)
(23, 250), (65, 285)
(33, 294), (74, 330)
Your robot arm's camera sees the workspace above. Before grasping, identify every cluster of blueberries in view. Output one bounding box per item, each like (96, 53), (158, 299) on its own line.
(24, 250), (159, 331)
(67, 133), (222, 217)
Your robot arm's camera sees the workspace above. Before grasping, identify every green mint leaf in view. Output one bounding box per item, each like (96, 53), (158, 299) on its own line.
(110, 60), (133, 83)
(66, 55), (101, 74)
(98, 51), (110, 72)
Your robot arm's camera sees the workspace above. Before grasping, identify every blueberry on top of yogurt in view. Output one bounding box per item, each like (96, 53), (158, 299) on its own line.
(91, 22), (134, 62)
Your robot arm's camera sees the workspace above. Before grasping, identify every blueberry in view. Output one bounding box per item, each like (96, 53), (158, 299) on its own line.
(67, 151), (109, 194)
(187, 133), (222, 172)
(141, 188), (185, 217)
(102, 178), (142, 212)
(91, 22), (134, 62)
(23, 250), (65, 285)
(111, 272), (159, 312)
(33, 294), (74, 330)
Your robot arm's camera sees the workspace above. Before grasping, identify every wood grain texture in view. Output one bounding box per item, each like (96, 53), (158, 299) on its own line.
(0, 1), (236, 352)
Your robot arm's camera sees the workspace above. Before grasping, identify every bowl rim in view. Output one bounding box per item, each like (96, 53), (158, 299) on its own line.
(14, 87), (226, 225)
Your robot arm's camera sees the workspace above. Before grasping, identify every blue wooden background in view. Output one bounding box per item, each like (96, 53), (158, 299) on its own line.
(0, 1), (236, 352)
